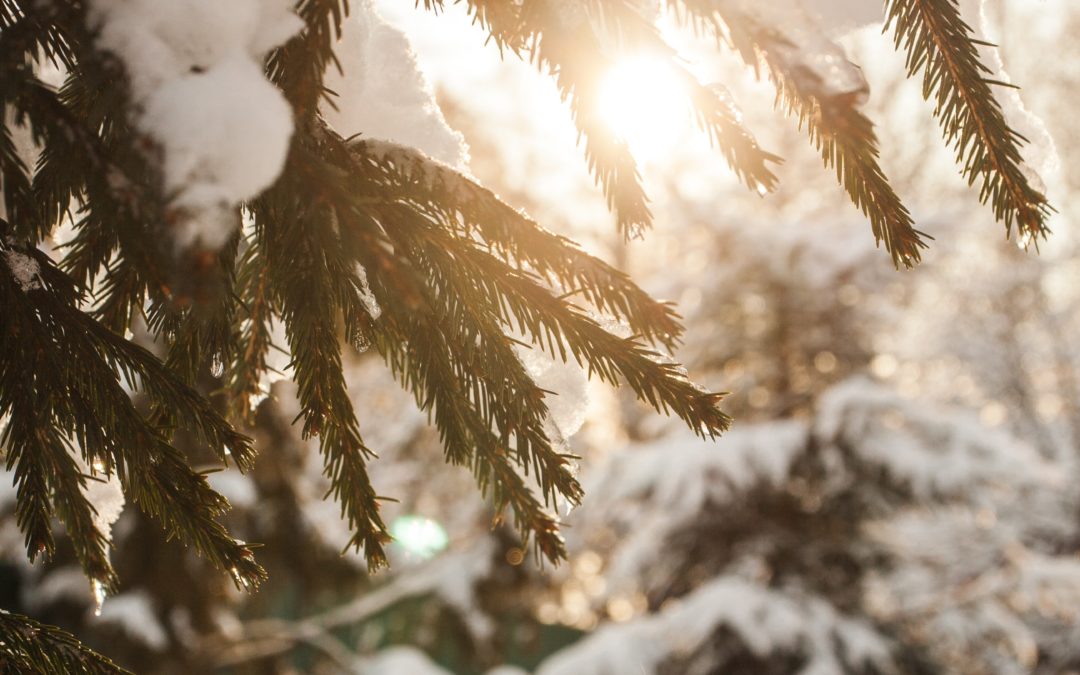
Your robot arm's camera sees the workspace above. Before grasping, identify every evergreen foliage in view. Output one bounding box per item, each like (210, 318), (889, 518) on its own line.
(0, 610), (131, 674)
(0, 0), (1052, 670)
(884, 0), (1053, 244)
(681, 0), (931, 267)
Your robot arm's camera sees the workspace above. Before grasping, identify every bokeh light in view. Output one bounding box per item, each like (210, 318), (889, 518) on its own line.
(390, 515), (449, 559)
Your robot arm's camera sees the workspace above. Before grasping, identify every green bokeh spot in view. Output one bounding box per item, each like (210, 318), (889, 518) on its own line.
(390, 515), (449, 559)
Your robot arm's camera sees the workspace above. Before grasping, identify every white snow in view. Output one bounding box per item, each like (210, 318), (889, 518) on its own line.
(961, 0), (1060, 193)
(803, 0), (883, 36)
(95, 590), (169, 650)
(516, 344), (590, 443)
(814, 378), (1053, 499)
(353, 262), (382, 321)
(0, 469), (12, 513)
(74, 453), (125, 553)
(2, 248), (42, 292)
(323, 0), (468, 169)
(34, 567), (94, 606)
(88, 0), (302, 249)
(360, 139), (478, 204)
(864, 504), (1080, 671)
(567, 373), (1068, 613)
(206, 471), (257, 509)
(139, 58), (294, 248)
(552, 369), (1079, 672)
(719, 0), (869, 101)
(571, 421), (806, 595)
(537, 577), (893, 675)
(364, 646), (452, 675)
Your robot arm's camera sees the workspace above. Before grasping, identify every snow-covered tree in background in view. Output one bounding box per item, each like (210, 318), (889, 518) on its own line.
(0, 0), (1062, 672)
(524, 5), (1080, 671)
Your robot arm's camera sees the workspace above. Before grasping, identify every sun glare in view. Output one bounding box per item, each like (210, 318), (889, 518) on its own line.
(597, 55), (690, 161)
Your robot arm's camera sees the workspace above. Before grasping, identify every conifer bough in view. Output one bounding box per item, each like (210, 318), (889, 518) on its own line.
(0, 0), (1052, 671)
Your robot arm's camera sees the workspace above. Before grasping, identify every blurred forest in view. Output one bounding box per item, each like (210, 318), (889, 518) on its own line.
(4, 1), (1080, 673)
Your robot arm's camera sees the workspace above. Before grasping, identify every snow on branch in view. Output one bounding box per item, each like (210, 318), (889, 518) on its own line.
(537, 577), (894, 674)
(682, 0), (930, 268)
(88, 0), (302, 250)
(884, 0), (1053, 245)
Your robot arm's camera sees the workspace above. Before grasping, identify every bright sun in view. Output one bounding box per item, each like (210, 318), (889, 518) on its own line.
(597, 55), (689, 161)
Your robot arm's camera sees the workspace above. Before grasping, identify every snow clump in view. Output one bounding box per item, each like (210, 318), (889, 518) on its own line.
(88, 0), (303, 249)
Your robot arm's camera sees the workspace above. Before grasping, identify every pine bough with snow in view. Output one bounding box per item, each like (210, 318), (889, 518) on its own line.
(0, 0), (1052, 671)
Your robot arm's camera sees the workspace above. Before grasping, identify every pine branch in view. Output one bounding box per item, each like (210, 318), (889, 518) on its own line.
(261, 11), (400, 570)
(340, 134), (729, 437)
(2, 394), (58, 565)
(0, 38), (40, 236)
(375, 326), (571, 562)
(0, 611), (132, 675)
(152, 231), (242, 388)
(340, 136), (731, 439)
(1, 0), (740, 662)
(422, 227), (731, 437)
(0, 235), (264, 589)
(884, 0), (1052, 243)
(525, 0), (653, 238)
(376, 206), (582, 504)
(0, 0), (78, 72)
(351, 139), (684, 349)
(335, 158), (582, 560)
(226, 230), (278, 425)
(422, 0), (778, 238)
(683, 0), (929, 268)
(591, 0), (781, 194)
(1, 244), (120, 589)
(1, 36), (70, 242)
(255, 172), (392, 571)
(2, 0), (173, 286)
(267, 0), (351, 118)
(251, 122), (729, 563)
(0, 117), (35, 234)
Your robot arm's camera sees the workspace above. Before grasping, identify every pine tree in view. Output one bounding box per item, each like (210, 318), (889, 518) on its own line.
(0, 0), (1051, 670)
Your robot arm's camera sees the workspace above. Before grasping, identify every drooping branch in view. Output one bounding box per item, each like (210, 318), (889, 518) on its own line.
(681, 0), (929, 268)
(885, 0), (1052, 243)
